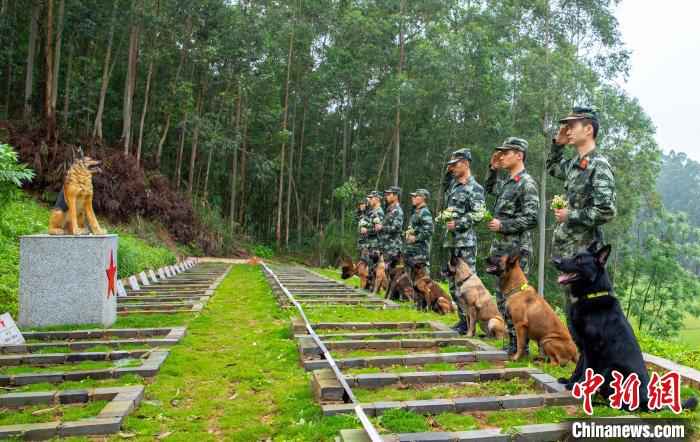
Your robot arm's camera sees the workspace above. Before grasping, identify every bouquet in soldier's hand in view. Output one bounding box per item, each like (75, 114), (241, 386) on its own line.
(404, 227), (416, 240)
(359, 218), (371, 230)
(435, 207), (457, 224)
(480, 208), (494, 223)
(372, 217), (381, 225)
(550, 195), (568, 210)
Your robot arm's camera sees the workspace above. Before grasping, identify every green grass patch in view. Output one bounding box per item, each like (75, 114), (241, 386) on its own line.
(353, 377), (538, 402)
(0, 400), (108, 426)
(0, 359), (142, 375)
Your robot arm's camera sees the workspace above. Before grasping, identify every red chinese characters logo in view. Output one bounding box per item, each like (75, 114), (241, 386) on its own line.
(572, 368), (604, 415)
(573, 370), (684, 415)
(608, 370), (641, 411)
(648, 371), (682, 414)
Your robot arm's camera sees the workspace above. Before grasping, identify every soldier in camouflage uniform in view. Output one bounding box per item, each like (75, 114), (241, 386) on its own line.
(547, 107), (616, 384)
(442, 148), (486, 334)
(378, 186), (405, 265)
(485, 137), (540, 355)
(404, 189), (434, 282)
(356, 199), (370, 261)
(363, 191), (385, 289)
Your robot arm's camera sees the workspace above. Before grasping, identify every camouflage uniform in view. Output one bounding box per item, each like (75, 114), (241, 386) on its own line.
(404, 189), (434, 280)
(365, 192), (385, 288)
(356, 204), (371, 260)
(547, 111), (616, 259)
(485, 137), (540, 353)
(548, 107), (616, 373)
(380, 187), (405, 262)
(442, 149), (486, 330)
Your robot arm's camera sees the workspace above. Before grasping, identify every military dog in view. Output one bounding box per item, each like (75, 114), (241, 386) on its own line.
(340, 256), (369, 289)
(386, 260), (415, 302)
(372, 254), (389, 295)
(553, 243), (697, 411)
(486, 251), (577, 364)
(447, 257), (505, 338)
(414, 263), (453, 315)
(48, 155), (104, 235)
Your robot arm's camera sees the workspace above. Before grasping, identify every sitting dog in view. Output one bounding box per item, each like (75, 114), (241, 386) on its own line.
(486, 251), (577, 364)
(48, 155), (105, 235)
(553, 243), (697, 411)
(387, 263), (415, 302)
(413, 263), (453, 315)
(340, 256), (369, 289)
(448, 257), (505, 338)
(372, 254), (389, 295)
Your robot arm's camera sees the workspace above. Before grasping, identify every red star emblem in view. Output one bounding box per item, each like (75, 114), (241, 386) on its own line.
(579, 158), (589, 170)
(106, 250), (117, 298)
(514, 175), (521, 183)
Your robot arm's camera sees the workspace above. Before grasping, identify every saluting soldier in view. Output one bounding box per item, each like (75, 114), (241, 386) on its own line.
(356, 198), (370, 261)
(442, 148), (486, 334)
(377, 186), (404, 266)
(547, 107), (616, 386)
(404, 189), (434, 282)
(485, 137), (540, 355)
(363, 191), (385, 288)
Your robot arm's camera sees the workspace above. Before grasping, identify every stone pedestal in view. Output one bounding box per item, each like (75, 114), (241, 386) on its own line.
(19, 235), (118, 328)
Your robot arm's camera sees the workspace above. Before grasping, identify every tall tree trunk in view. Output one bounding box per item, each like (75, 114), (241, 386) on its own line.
(175, 113), (188, 189)
(44, 0), (56, 142)
(230, 81), (242, 230)
(276, 25), (294, 249)
(203, 146), (213, 200)
(51, 0), (64, 111)
(187, 86), (205, 196)
(341, 101), (348, 237)
(122, 0), (142, 154)
(92, 1), (118, 142)
(393, 0), (405, 186)
(136, 60), (153, 165)
(156, 115), (170, 168)
(285, 98), (297, 247)
(4, 0), (15, 118)
(62, 40), (73, 128)
(23, 0), (40, 120)
(296, 96), (307, 245)
(237, 115), (248, 226)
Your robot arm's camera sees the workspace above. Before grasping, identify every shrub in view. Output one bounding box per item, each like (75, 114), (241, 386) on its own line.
(252, 244), (274, 259)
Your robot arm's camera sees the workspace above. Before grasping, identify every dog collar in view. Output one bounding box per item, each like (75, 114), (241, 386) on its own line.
(455, 273), (474, 286)
(582, 291), (610, 299)
(504, 283), (529, 297)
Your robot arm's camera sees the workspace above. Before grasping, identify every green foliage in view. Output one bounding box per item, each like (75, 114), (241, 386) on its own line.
(115, 233), (175, 279)
(0, 143), (34, 211)
(378, 409), (429, 433)
(252, 244), (274, 259)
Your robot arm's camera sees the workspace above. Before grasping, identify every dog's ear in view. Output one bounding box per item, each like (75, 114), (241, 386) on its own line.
(507, 248), (521, 266)
(595, 244), (612, 267)
(587, 241), (600, 253)
(448, 256), (457, 273)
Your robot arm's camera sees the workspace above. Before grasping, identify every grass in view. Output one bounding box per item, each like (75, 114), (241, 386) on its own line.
(353, 377), (539, 402)
(0, 359), (142, 375)
(0, 400), (108, 426)
(679, 313), (700, 348)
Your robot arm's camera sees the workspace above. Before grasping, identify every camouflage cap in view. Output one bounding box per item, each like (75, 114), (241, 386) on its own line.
(559, 106), (598, 123)
(367, 190), (383, 199)
(410, 188), (430, 199)
(383, 186), (402, 196)
(447, 148), (472, 165)
(495, 137), (528, 153)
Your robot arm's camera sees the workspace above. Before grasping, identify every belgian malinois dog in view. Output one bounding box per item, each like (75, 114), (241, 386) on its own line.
(340, 256), (369, 289)
(448, 257), (505, 338)
(486, 250), (577, 364)
(414, 263), (453, 315)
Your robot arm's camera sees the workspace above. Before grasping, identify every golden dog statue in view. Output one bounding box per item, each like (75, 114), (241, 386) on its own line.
(48, 156), (105, 235)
